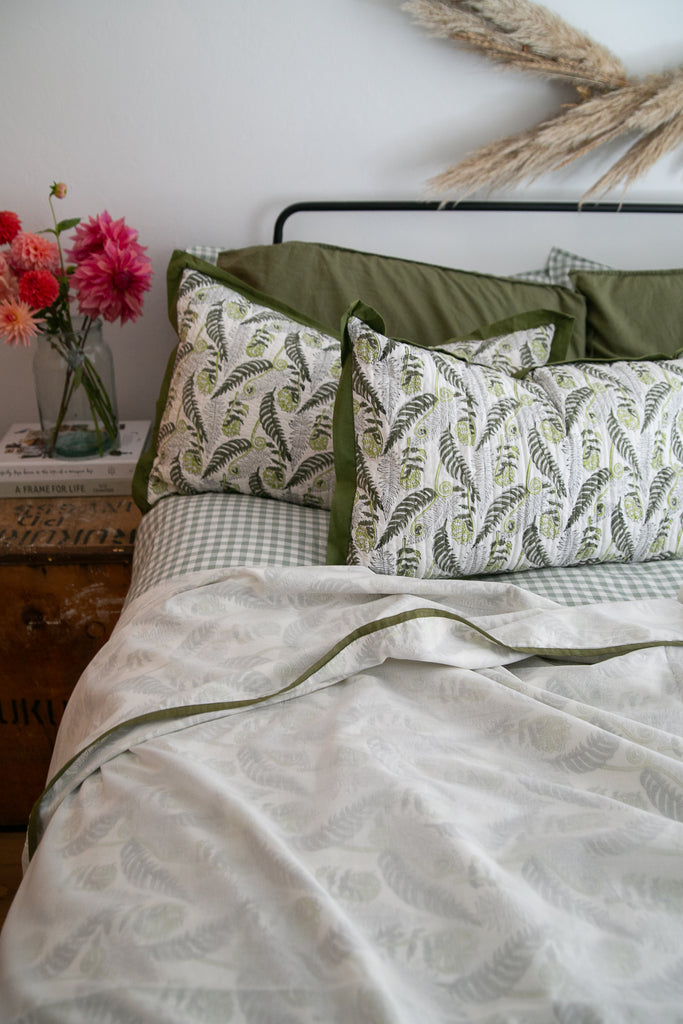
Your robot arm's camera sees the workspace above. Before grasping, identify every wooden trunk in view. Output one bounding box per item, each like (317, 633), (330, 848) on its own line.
(0, 496), (140, 826)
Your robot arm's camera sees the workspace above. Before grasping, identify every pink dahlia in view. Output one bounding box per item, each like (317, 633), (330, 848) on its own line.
(68, 210), (139, 264)
(0, 298), (44, 347)
(72, 238), (152, 324)
(0, 252), (18, 303)
(9, 231), (60, 273)
(18, 268), (60, 310)
(0, 211), (21, 245)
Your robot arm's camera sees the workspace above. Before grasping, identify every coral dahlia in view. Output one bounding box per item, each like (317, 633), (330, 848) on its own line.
(0, 252), (18, 303)
(0, 210), (21, 245)
(0, 299), (43, 347)
(72, 238), (152, 324)
(10, 231), (60, 273)
(18, 268), (60, 310)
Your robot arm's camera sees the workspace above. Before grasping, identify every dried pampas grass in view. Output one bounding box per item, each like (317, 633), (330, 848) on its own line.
(403, 0), (683, 199)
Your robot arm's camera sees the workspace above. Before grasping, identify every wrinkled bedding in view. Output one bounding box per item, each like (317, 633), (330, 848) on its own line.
(1, 565), (683, 1023)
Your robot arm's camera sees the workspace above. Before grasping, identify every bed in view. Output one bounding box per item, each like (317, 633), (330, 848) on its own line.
(1, 200), (683, 1023)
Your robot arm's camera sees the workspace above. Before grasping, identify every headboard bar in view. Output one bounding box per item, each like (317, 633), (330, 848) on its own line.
(273, 199), (683, 244)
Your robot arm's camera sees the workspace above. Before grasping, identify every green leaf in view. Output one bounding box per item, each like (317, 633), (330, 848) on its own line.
(672, 420), (683, 465)
(528, 426), (567, 496)
(644, 466), (676, 523)
(213, 358), (273, 397)
(430, 351), (478, 408)
(284, 451), (335, 489)
(178, 270), (213, 300)
(397, 545), (421, 577)
(564, 386), (593, 433)
(607, 411), (639, 475)
(170, 453), (196, 494)
(383, 393), (437, 453)
(352, 354), (387, 418)
(202, 437), (251, 477)
(521, 523), (552, 568)
(566, 468), (611, 529)
(55, 217), (81, 234)
(439, 428), (479, 500)
(476, 484), (527, 543)
(475, 396), (519, 451)
(242, 309), (285, 327)
(354, 443), (385, 511)
(581, 363), (619, 385)
(643, 381), (670, 430)
(259, 391), (291, 461)
(284, 331), (311, 383)
(299, 380), (337, 413)
(249, 468), (269, 498)
(377, 488), (437, 548)
(204, 306), (230, 361)
(182, 375), (207, 443)
(610, 503), (635, 560)
(433, 521), (464, 577)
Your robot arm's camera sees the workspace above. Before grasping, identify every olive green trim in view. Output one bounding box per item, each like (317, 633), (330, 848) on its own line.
(327, 301), (384, 564)
(27, 601), (683, 859)
(132, 344), (179, 513)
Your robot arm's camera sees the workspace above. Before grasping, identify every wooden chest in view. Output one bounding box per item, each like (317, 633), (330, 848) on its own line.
(0, 496), (141, 826)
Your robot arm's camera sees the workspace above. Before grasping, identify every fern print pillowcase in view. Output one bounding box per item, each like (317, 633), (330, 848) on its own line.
(327, 302), (683, 578)
(147, 270), (342, 509)
(439, 308), (573, 373)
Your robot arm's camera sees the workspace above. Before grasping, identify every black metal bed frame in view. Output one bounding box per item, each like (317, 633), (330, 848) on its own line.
(273, 199), (683, 245)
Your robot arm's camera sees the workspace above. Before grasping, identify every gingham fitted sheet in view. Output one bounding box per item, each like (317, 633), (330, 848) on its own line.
(128, 492), (683, 606)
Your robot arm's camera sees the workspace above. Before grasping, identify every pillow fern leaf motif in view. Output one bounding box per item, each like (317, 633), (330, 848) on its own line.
(148, 273), (342, 508)
(341, 314), (683, 578)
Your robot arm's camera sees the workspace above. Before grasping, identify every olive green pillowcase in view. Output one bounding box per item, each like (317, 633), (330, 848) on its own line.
(217, 241), (587, 359)
(571, 268), (683, 360)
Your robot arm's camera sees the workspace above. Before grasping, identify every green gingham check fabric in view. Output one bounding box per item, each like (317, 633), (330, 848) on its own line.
(515, 247), (609, 287)
(187, 245), (223, 265)
(545, 246), (609, 288)
(128, 494), (682, 607)
(127, 494), (330, 602)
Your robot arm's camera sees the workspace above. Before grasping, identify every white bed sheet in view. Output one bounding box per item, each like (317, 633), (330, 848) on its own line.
(2, 565), (683, 1023)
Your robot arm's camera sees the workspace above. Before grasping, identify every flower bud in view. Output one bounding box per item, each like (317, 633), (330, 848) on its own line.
(51, 182), (67, 199)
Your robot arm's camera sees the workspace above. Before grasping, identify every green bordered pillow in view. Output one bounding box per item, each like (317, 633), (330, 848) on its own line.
(146, 268), (342, 510)
(571, 267), (683, 360)
(327, 302), (683, 578)
(439, 308), (572, 373)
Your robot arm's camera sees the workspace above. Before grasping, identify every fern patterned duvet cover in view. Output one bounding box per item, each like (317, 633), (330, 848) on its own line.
(2, 564), (683, 1023)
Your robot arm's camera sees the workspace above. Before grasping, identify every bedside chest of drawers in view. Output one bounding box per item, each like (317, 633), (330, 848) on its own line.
(0, 496), (141, 826)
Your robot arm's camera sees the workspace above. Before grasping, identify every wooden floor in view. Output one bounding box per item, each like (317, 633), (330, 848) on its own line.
(0, 831), (26, 930)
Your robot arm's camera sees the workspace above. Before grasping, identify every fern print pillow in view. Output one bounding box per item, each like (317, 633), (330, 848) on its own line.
(327, 302), (683, 577)
(439, 308), (573, 373)
(147, 271), (342, 509)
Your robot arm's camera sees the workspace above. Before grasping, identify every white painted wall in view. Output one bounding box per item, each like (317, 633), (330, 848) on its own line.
(2, 0), (682, 438)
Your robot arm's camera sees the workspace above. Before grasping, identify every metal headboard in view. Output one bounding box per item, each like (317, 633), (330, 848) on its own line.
(273, 199), (683, 245)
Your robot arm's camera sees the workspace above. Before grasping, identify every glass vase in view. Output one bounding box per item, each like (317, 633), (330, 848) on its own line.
(33, 318), (120, 458)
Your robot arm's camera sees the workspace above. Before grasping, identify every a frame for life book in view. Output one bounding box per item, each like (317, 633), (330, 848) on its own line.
(0, 421), (151, 497)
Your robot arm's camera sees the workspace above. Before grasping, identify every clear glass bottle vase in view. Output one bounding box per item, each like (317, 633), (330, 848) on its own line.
(33, 318), (119, 458)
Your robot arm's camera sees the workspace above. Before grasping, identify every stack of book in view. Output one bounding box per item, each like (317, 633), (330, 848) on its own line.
(0, 421), (151, 498)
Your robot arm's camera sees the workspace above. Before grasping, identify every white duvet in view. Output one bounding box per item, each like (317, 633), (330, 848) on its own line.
(1, 566), (682, 1023)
